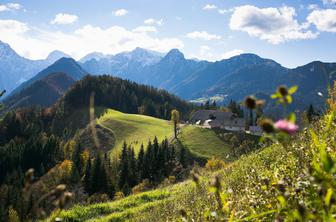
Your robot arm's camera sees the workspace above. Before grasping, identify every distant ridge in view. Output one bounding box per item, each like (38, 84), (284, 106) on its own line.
(0, 41), (73, 93)
(8, 57), (87, 98)
(3, 72), (75, 111)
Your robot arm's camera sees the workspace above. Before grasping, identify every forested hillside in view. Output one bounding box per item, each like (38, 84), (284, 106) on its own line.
(0, 75), (196, 221)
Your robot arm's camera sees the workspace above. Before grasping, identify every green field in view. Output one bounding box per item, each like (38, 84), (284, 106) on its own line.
(179, 125), (232, 160)
(97, 109), (173, 154)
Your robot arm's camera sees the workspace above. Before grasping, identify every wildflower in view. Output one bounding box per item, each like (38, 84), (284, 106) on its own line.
(259, 119), (275, 133)
(278, 86), (288, 96)
(244, 96), (257, 110)
(271, 85), (298, 104)
(210, 211), (218, 217)
(274, 119), (299, 135)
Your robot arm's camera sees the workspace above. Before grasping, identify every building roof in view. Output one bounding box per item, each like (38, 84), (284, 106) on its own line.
(223, 117), (245, 127)
(191, 110), (234, 123)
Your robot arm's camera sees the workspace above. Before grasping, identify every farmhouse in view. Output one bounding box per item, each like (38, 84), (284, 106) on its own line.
(191, 110), (245, 131)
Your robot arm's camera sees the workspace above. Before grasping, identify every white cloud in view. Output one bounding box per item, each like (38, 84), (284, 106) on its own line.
(0, 19), (29, 33)
(144, 18), (163, 26)
(203, 4), (217, 10)
(218, 8), (233, 14)
(229, 5), (318, 44)
(50, 13), (78, 25)
(307, 4), (319, 11)
(322, 0), (336, 5)
(187, 31), (221, 40)
(0, 2), (22, 12)
(0, 19), (184, 60)
(200, 45), (210, 55)
(132, 26), (157, 33)
(0, 5), (9, 12)
(113, 9), (128, 16)
(221, 49), (244, 59)
(7, 3), (21, 10)
(194, 46), (244, 61)
(307, 9), (336, 32)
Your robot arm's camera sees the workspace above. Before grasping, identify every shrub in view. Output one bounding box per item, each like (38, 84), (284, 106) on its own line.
(132, 179), (151, 194)
(205, 157), (226, 171)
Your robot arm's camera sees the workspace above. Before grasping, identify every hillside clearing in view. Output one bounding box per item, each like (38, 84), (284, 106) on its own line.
(97, 109), (173, 154)
(179, 125), (233, 160)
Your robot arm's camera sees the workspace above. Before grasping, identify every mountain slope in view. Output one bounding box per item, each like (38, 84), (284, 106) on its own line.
(8, 57), (87, 98)
(3, 72), (75, 110)
(0, 41), (46, 92)
(45, 50), (71, 64)
(138, 49), (210, 91)
(0, 41), (72, 94)
(81, 47), (164, 78)
(50, 75), (192, 137)
(206, 60), (336, 112)
(172, 53), (278, 99)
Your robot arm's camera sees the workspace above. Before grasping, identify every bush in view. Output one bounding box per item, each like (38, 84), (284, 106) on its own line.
(205, 157), (226, 171)
(132, 179), (151, 194)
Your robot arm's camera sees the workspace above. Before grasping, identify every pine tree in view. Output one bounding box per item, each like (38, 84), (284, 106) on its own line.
(179, 146), (187, 168)
(137, 144), (145, 180)
(128, 147), (137, 186)
(212, 101), (217, 109)
(143, 141), (153, 180)
(91, 154), (108, 194)
(118, 142), (129, 189)
(205, 100), (210, 110)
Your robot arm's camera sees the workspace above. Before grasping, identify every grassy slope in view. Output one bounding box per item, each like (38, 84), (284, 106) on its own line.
(179, 125), (232, 160)
(97, 109), (173, 154)
(45, 181), (191, 222)
(44, 141), (287, 222)
(46, 108), (336, 221)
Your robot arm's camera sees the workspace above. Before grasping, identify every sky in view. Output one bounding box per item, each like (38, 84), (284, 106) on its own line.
(0, 0), (335, 68)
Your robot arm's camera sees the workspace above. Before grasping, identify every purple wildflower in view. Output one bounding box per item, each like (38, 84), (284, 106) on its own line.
(274, 119), (298, 135)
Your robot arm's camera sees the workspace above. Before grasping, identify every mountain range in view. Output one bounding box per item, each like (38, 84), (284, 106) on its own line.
(1, 40), (336, 113)
(0, 40), (72, 93)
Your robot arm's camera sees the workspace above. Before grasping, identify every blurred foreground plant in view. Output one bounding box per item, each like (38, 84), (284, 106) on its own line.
(22, 168), (73, 220)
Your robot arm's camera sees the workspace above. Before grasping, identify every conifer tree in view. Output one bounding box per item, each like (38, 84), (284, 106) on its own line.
(91, 154), (108, 194)
(128, 147), (137, 186)
(179, 146), (187, 168)
(137, 144), (145, 180)
(118, 142), (129, 189)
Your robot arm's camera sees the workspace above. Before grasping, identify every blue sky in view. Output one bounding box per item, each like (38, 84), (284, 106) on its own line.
(0, 0), (335, 67)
